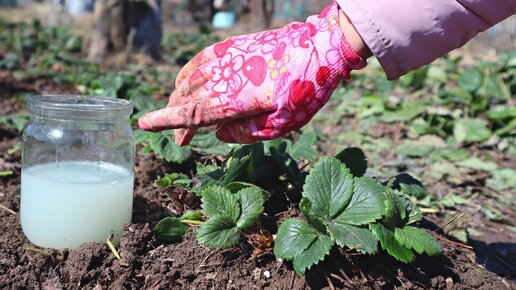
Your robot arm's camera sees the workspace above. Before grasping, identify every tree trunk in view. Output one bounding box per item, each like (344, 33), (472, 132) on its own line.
(88, 0), (162, 62)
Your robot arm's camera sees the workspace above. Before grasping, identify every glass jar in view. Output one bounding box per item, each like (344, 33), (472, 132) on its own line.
(21, 95), (134, 249)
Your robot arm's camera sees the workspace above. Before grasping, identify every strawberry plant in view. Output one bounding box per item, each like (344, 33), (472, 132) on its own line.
(154, 184), (266, 248)
(274, 154), (441, 275)
(154, 140), (441, 275)
(196, 185), (265, 248)
(274, 157), (384, 274)
(153, 135), (317, 246)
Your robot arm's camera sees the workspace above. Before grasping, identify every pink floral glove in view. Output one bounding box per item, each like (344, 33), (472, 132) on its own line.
(138, 2), (365, 145)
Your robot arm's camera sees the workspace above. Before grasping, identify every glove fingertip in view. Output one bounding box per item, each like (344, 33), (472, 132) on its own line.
(138, 114), (155, 131)
(138, 108), (178, 132)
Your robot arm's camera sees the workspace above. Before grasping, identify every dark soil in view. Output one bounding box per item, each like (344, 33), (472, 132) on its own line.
(0, 71), (515, 290)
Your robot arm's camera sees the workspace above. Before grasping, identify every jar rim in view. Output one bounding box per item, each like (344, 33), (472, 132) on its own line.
(27, 95), (134, 118)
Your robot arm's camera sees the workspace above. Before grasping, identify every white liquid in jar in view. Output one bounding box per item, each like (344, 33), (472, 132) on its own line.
(21, 161), (133, 249)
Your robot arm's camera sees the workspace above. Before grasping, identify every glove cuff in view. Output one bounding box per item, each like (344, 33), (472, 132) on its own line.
(309, 1), (366, 75)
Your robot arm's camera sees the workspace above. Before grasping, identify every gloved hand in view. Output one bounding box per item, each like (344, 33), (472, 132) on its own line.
(138, 1), (365, 145)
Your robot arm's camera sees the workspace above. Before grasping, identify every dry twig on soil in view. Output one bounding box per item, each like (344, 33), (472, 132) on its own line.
(0, 203), (16, 215)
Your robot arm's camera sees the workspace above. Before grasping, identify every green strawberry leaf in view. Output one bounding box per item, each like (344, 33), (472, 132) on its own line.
(335, 176), (386, 225)
(236, 187), (265, 229)
(189, 131), (231, 155)
(154, 217), (188, 242)
(383, 188), (400, 229)
(222, 155), (252, 185)
(300, 198), (327, 233)
(136, 130), (191, 164)
(407, 203), (423, 224)
(274, 219), (321, 260)
(156, 173), (190, 188)
(193, 163), (223, 194)
(394, 226), (442, 256)
(335, 147), (368, 177)
(290, 132), (318, 161)
(487, 105), (516, 121)
(299, 197), (312, 217)
(303, 157), (354, 219)
(458, 67), (482, 91)
(326, 222), (377, 254)
(305, 215), (328, 234)
(180, 210), (202, 221)
(200, 185), (240, 222)
(458, 157), (498, 172)
(454, 118), (492, 143)
(370, 223), (414, 263)
(292, 234), (333, 275)
(196, 215), (240, 248)
(388, 173), (426, 199)
(390, 187), (424, 227)
(226, 181), (270, 199)
(400, 183), (426, 200)
(196, 186), (266, 249)
(384, 188), (419, 228)
(487, 168), (516, 191)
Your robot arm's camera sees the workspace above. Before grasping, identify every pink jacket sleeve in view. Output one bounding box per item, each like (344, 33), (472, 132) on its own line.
(336, 0), (516, 79)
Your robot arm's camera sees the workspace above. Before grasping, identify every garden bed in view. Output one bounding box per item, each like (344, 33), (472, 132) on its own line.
(0, 72), (514, 289)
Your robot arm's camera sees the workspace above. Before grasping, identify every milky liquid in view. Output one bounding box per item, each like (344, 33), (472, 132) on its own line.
(21, 161), (133, 249)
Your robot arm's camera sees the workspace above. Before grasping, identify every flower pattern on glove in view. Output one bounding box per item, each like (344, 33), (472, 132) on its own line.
(211, 53), (244, 95)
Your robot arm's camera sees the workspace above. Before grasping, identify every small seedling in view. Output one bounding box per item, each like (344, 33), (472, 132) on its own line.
(155, 172), (191, 189)
(154, 185), (265, 249)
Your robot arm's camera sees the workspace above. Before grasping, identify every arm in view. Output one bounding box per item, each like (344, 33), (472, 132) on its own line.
(338, 9), (372, 59)
(337, 0), (516, 79)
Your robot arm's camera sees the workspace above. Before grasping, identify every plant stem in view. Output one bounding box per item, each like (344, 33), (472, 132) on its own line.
(0, 171), (13, 177)
(106, 237), (121, 260)
(181, 219), (204, 226)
